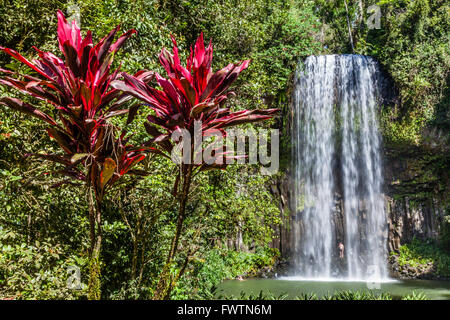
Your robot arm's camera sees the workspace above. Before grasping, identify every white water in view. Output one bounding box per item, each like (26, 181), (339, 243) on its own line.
(278, 276), (397, 283)
(292, 55), (388, 281)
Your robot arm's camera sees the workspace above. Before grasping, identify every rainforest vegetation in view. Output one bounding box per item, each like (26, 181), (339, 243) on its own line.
(0, 0), (448, 300)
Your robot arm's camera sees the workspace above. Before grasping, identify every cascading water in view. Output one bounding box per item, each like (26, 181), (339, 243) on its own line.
(292, 55), (389, 281)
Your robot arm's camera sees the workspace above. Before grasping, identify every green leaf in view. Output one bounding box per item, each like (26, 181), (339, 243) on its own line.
(100, 158), (116, 189)
(71, 153), (89, 163)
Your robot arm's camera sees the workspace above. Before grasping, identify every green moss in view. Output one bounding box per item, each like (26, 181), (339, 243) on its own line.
(88, 255), (101, 300)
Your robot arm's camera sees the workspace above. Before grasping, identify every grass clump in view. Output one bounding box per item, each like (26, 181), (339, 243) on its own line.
(217, 290), (428, 300)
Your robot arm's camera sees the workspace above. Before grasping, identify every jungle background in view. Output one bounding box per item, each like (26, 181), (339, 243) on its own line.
(0, 0), (448, 299)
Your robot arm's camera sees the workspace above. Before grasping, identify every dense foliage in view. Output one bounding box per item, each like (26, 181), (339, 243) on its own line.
(113, 31), (278, 299)
(391, 237), (450, 277)
(317, 0), (449, 148)
(0, 0), (448, 300)
(1, 0), (316, 299)
(0, 10), (154, 299)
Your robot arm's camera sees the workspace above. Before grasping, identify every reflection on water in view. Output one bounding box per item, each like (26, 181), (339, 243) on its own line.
(216, 278), (450, 300)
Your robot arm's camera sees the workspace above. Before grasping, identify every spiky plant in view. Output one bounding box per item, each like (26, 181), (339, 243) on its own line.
(112, 33), (279, 299)
(0, 11), (152, 299)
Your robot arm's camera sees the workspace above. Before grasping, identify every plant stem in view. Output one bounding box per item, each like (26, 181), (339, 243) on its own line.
(344, 0), (354, 53)
(153, 164), (193, 299)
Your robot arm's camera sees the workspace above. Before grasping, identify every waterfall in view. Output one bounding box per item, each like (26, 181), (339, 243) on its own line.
(292, 55), (388, 281)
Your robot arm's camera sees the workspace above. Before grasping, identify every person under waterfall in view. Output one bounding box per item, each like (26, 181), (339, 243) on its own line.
(338, 242), (345, 259)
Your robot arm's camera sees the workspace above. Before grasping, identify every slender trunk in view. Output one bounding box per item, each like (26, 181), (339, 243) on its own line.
(164, 252), (191, 300)
(167, 164), (193, 264)
(320, 18), (325, 44)
(164, 217), (203, 299)
(358, 0), (364, 25)
(87, 188), (102, 300)
(131, 239), (138, 280)
(357, 0), (365, 44)
(131, 206), (143, 280)
(27, 210), (32, 245)
(137, 241), (146, 286)
(153, 164), (193, 300)
(344, 0), (354, 53)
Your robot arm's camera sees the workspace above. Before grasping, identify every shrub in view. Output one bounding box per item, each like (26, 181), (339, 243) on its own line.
(394, 237), (450, 276)
(0, 227), (88, 299)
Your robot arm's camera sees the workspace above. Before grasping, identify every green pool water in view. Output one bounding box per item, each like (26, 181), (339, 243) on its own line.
(216, 278), (450, 300)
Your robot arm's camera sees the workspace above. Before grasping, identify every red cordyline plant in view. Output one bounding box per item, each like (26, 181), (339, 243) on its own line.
(112, 33), (279, 299)
(0, 11), (151, 299)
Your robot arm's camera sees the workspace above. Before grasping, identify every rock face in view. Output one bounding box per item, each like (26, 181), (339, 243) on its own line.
(384, 148), (447, 254)
(386, 196), (445, 253)
(269, 174), (295, 258)
(270, 149), (448, 277)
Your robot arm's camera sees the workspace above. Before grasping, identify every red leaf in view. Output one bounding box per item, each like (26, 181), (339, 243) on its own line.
(0, 97), (58, 126)
(117, 33), (278, 169)
(0, 47), (51, 80)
